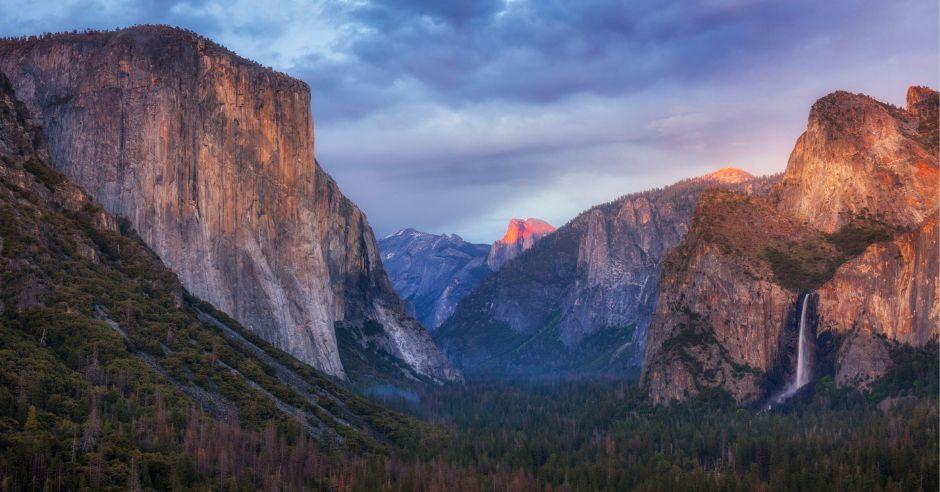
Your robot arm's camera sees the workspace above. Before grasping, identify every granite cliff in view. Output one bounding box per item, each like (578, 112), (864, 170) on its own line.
(642, 87), (939, 404)
(379, 229), (490, 330)
(816, 213), (938, 388)
(0, 26), (457, 384)
(486, 218), (556, 270)
(378, 219), (556, 332)
(0, 70), (421, 462)
(435, 169), (766, 377)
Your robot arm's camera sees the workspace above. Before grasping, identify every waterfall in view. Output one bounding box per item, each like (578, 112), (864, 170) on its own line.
(769, 293), (812, 406)
(794, 293), (810, 389)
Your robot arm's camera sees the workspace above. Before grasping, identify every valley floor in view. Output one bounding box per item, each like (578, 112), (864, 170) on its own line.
(358, 345), (938, 491)
(2, 329), (935, 490)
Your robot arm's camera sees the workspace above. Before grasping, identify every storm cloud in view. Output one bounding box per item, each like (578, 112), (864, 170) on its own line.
(1, 0), (936, 241)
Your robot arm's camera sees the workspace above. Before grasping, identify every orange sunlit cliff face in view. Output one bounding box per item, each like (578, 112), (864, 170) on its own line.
(487, 218), (556, 270)
(498, 218), (556, 245)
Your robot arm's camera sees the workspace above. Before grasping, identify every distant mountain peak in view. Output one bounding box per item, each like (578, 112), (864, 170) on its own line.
(386, 228), (467, 244)
(487, 218), (555, 270)
(378, 229), (491, 330)
(497, 218), (556, 245)
(387, 228), (419, 238)
(702, 167), (754, 184)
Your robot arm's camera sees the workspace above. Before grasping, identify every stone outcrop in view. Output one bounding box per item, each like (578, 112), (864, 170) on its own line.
(379, 229), (491, 330)
(776, 89), (938, 233)
(643, 87), (939, 404)
(486, 218), (555, 270)
(835, 333), (892, 390)
(816, 216), (938, 346)
(0, 26), (457, 383)
(435, 169), (768, 377)
(643, 191), (801, 403)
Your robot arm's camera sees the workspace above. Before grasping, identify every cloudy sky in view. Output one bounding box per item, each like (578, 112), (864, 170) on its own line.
(2, 1), (937, 242)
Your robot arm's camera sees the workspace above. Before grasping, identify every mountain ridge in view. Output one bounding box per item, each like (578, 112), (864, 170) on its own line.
(379, 229), (491, 330)
(435, 168), (776, 378)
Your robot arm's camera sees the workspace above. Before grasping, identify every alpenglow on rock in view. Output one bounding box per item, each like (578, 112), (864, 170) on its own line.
(642, 87), (939, 405)
(487, 218), (556, 270)
(0, 26), (458, 383)
(435, 169), (765, 377)
(379, 229), (491, 330)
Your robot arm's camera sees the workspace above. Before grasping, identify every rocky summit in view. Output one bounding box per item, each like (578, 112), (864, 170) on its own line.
(642, 87), (939, 404)
(378, 219), (557, 332)
(776, 88), (938, 233)
(379, 229), (491, 330)
(0, 26), (457, 384)
(486, 218), (556, 270)
(702, 167), (756, 184)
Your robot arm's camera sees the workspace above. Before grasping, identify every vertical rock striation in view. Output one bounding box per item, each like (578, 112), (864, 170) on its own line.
(776, 89), (938, 233)
(0, 26), (457, 383)
(815, 214), (938, 388)
(816, 216), (938, 347)
(643, 87), (939, 404)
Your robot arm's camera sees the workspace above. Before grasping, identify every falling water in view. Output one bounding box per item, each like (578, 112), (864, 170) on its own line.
(794, 293), (810, 389)
(770, 293), (812, 406)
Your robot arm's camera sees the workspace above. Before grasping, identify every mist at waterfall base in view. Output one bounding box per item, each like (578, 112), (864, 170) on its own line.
(769, 293), (813, 408)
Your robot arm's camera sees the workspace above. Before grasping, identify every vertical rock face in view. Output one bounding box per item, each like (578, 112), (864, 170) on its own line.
(834, 332), (893, 390)
(378, 229), (491, 330)
(642, 190), (813, 403)
(0, 71), (438, 447)
(486, 218), (555, 271)
(643, 87), (939, 404)
(816, 216), (938, 347)
(816, 214), (938, 389)
(0, 26), (457, 383)
(776, 90), (938, 233)
(0, 73), (44, 164)
(810, 88), (940, 349)
(435, 169), (765, 377)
